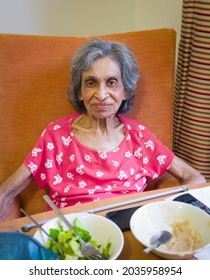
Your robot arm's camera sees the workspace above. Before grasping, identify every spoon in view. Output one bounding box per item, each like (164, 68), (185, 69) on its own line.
(143, 230), (172, 254)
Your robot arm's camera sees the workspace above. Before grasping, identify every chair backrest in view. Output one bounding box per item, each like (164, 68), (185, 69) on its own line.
(0, 29), (176, 214)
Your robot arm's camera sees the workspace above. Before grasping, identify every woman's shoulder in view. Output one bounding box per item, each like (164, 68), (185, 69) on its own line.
(119, 115), (157, 140)
(46, 113), (80, 130)
(119, 115), (146, 130)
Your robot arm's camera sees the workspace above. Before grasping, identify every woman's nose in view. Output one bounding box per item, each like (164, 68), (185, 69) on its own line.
(95, 83), (109, 100)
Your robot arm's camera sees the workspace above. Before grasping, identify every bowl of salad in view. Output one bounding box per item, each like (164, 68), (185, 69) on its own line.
(33, 213), (124, 260)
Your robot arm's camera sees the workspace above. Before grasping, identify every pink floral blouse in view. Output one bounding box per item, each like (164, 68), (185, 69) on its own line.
(24, 113), (174, 208)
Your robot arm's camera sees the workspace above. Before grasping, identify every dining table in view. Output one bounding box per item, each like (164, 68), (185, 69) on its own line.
(0, 182), (209, 260)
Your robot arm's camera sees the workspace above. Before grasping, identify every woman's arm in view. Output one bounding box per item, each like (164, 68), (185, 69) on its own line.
(167, 155), (206, 185)
(0, 163), (33, 220)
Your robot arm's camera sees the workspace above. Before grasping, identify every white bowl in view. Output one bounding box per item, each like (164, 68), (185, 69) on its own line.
(34, 212), (124, 260)
(130, 200), (210, 259)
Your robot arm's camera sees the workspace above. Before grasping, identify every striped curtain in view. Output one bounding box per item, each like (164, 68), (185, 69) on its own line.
(173, 0), (210, 181)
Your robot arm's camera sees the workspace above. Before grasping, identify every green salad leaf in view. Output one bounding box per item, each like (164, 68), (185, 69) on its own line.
(44, 219), (111, 260)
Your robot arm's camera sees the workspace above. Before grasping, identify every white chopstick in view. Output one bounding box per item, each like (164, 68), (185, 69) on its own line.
(87, 186), (188, 213)
(21, 186), (188, 231)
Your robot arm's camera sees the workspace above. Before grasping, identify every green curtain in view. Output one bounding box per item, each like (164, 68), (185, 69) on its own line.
(173, 0), (210, 181)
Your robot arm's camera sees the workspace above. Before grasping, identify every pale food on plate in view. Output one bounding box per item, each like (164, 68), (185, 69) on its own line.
(130, 200), (210, 259)
(159, 220), (203, 252)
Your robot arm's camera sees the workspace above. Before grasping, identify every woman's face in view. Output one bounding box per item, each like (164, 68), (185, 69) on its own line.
(80, 56), (127, 119)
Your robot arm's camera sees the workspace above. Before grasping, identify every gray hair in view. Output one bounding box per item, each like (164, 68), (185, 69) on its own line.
(68, 38), (140, 115)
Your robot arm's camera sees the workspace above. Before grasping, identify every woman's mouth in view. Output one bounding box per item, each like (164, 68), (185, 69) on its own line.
(92, 103), (111, 111)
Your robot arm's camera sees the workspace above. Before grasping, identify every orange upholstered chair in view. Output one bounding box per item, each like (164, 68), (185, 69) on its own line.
(0, 29), (178, 219)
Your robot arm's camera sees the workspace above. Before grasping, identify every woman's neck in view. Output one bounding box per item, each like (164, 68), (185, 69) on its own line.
(71, 114), (125, 151)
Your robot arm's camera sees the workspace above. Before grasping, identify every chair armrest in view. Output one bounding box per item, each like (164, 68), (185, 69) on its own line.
(146, 172), (179, 191)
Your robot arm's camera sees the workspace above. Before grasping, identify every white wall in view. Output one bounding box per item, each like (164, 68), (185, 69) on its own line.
(0, 0), (136, 36)
(135, 0), (182, 53)
(0, 0), (182, 34)
(0, 0), (182, 53)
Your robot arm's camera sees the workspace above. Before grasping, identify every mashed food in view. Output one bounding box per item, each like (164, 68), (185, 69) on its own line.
(160, 220), (203, 252)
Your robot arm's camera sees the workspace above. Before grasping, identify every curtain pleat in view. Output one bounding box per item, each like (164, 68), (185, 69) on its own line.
(173, 0), (210, 181)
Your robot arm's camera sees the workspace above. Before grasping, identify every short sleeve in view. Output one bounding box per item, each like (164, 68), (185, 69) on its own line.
(141, 126), (174, 179)
(24, 125), (55, 188)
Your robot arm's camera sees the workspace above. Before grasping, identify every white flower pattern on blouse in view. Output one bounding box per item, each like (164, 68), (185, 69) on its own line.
(28, 162), (38, 173)
(62, 136), (72, 146)
(45, 159), (53, 168)
(157, 155), (167, 165)
(56, 153), (63, 164)
(24, 113), (174, 208)
(53, 174), (63, 185)
(32, 148), (42, 157)
(47, 143), (54, 150)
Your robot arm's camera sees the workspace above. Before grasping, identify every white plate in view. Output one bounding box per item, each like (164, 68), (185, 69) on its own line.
(130, 201), (210, 259)
(34, 212), (124, 260)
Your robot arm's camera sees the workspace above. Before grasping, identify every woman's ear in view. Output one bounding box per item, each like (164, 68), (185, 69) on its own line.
(78, 92), (83, 101)
(123, 90), (129, 100)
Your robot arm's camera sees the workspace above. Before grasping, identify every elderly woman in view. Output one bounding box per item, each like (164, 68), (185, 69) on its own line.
(0, 39), (205, 220)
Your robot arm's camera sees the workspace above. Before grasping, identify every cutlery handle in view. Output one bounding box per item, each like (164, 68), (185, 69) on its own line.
(43, 195), (74, 231)
(21, 219), (48, 232)
(143, 244), (158, 254)
(20, 208), (65, 258)
(20, 209), (55, 240)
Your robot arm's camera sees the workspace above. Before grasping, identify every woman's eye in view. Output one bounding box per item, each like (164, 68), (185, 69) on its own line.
(108, 79), (117, 87)
(85, 80), (95, 87)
